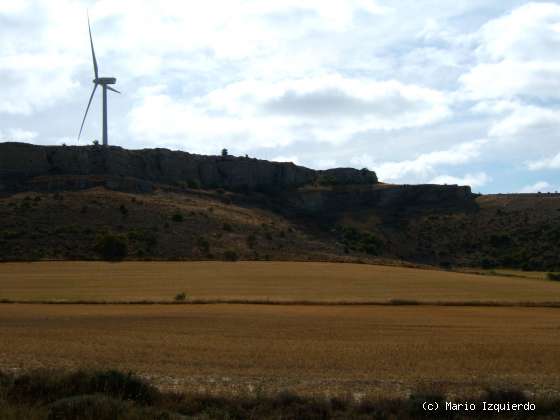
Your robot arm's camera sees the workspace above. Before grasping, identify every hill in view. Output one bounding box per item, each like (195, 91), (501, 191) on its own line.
(1, 142), (559, 270)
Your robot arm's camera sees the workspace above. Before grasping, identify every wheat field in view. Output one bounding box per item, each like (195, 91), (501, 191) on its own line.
(2, 261), (560, 396)
(2, 261), (560, 303)
(1, 303), (559, 396)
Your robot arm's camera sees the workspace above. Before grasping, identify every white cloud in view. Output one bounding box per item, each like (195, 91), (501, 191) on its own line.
(359, 139), (487, 183)
(128, 75), (451, 153)
(518, 181), (555, 193)
(430, 172), (491, 188)
(272, 155), (300, 165)
(460, 2), (560, 100)
(3, 1), (560, 194)
(527, 152), (560, 170)
(488, 104), (560, 138)
(0, 128), (38, 141)
(0, 52), (80, 114)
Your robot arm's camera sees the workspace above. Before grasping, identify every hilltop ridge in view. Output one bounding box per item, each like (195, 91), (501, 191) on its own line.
(4, 142), (557, 271)
(0, 142), (378, 193)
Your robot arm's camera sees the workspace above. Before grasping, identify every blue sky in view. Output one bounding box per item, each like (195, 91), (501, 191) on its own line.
(1, 0), (559, 193)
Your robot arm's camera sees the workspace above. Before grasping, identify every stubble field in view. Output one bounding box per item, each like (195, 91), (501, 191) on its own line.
(1, 261), (560, 397)
(2, 261), (560, 304)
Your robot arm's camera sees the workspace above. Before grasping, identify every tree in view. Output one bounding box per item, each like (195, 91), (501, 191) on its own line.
(94, 233), (128, 261)
(221, 148), (228, 157)
(92, 140), (100, 146)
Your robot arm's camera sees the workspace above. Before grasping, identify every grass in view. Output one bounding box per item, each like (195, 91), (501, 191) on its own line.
(2, 261), (560, 304)
(1, 304), (560, 397)
(2, 369), (558, 419)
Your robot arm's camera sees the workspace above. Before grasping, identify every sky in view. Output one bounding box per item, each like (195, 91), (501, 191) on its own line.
(1, 1), (559, 193)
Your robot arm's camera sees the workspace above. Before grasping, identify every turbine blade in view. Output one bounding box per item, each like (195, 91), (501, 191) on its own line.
(78, 84), (98, 141)
(106, 86), (121, 94)
(88, 13), (99, 79)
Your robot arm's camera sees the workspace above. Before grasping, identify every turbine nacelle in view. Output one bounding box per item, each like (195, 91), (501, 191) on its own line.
(94, 77), (117, 85)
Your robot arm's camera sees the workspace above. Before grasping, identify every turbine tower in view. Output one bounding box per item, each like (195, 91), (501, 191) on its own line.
(78, 14), (120, 146)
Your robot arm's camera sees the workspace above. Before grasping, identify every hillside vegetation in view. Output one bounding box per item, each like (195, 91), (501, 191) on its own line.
(1, 187), (560, 270)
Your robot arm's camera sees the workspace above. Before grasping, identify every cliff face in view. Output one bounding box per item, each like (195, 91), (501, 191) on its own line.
(0, 142), (376, 192)
(283, 184), (475, 213)
(0, 142), (475, 215)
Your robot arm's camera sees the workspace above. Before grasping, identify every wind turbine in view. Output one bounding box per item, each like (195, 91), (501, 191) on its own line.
(78, 14), (120, 146)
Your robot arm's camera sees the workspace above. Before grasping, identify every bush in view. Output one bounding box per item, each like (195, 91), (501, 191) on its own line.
(187, 179), (200, 189)
(127, 230), (157, 249)
(47, 394), (130, 420)
(94, 234), (128, 261)
(174, 292), (187, 301)
(222, 223), (233, 232)
(223, 250), (239, 261)
(6, 369), (159, 406)
(547, 272), (560, 281)
(246, 234), (257, 249)
(171, 213), (184, 222)
(119, 204), (128, 217)
(196, 236), (210, 254)
(338, 226), (383, 255)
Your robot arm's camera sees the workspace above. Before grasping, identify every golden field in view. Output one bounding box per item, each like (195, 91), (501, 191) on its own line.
(1, 304), (559, 396)
(2, 261), (560, 303)
(1, 261), (560, 397)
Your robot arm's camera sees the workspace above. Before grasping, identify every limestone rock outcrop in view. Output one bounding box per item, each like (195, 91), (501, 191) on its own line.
(0, 142), (377, 192)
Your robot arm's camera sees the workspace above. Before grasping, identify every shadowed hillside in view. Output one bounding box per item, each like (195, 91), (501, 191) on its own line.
(1, 142), (558, 270)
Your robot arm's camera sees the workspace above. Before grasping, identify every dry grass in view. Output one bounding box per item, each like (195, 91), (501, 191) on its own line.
(1, 304), (559, 397)
(2, 261), (560, 304)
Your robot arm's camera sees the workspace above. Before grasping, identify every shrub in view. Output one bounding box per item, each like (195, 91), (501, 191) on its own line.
(94, 233), (128, 261)
(1, 230), (24, 240)
(174, 292), (187, 301)
(196, 236), (210, 254)
(439, 261), (452, 270)
(187, 179), (200, 189)
(5, 369), (159, 406)
(127, 230), (157, 249)
(547, 272), (560, 281)
(47, 394), (130, 420)
(338, 226), (383, 255)
(222, 223), (233, 232)
(171, 213), (184, 222)
(223, 250), (239, 261)
(119, 204), (128, 217)
(246, 234), (257, 249)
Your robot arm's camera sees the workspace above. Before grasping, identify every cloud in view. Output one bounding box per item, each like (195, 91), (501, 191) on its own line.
(358, 139), (487, 183)
(430, 172), (491, 188)
(128, 75), (451, 153)
(518, 181), (555, 193)
(0, 53), (80, 114)
(527, 152), (560, 170)
(3, 1), (560, 194)
(488, 104), (560, 138)
(272, 155), (300, 165)
(0, 128), (38, 141)
(460, 2), (560, 100)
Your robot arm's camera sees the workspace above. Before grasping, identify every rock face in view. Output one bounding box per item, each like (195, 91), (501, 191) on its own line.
(0, 142), (377, 192)
(0, 142), (476, 214)
(280, 184), (476, 217)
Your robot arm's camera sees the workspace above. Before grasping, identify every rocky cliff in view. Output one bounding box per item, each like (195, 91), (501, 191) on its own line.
(0, 142), (476, 215)
(0, 142), (376, 193)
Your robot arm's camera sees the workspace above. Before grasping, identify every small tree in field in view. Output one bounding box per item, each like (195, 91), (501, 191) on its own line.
(221, 148), (228, 157)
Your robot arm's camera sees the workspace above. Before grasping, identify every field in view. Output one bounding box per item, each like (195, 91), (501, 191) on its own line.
(2, 261), (560, 304)
(1, 304), (560, 397)
(1, 261), (560, 399)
